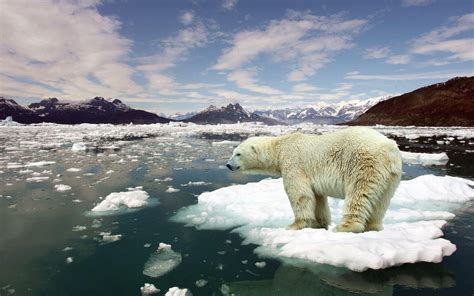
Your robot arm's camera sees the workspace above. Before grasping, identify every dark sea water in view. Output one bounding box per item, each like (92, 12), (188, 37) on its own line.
(0, 126), (473, 296)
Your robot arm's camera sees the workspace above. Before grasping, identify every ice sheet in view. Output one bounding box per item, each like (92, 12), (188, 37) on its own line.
(400, 151), (449, 166)
(172, 175), (474, 271)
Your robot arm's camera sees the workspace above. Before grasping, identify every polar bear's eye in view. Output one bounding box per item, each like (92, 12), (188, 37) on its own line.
(236, 153), (241, 156)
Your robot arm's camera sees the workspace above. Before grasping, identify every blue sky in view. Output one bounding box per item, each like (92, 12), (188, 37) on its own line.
(0, 0), (473, 115)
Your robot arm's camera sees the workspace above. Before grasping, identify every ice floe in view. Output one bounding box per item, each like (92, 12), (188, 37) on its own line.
(98, 232), (122, 244)
(173, 174), (474, 271)
(400, 151), (449, 166)
(91, 189), (150, 213)
(164, 287), (192, 296)
(54, 184), (72, 192)
(143, 243), (182, 278)
(166, 186), (180, 193)
(180, 181), (212, 187)
(195, 280), (208, 287)
(72, 142), (87, 152)
(140, 283), (160, 295)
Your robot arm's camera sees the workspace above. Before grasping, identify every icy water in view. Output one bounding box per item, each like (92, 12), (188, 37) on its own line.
(0, 123), (473, 296)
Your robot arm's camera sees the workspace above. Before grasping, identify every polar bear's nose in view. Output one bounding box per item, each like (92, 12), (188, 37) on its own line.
(226, 163), (233, 170)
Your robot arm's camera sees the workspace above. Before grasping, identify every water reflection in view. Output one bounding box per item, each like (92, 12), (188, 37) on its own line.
(228, 261), (454, 295)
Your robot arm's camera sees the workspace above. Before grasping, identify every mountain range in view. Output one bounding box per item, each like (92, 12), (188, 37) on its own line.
(2, 76), (472, 126)
(253, 97), (387, 124)
(184, 103), (281, 125)
(0, 97), (171, 124)
(348, 76), (474, 126)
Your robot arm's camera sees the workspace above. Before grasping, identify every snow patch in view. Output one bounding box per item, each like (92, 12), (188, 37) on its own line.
(173, 174), (474, 271)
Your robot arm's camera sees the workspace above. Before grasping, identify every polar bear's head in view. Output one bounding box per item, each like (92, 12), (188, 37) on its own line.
(226, 136), (274, 174)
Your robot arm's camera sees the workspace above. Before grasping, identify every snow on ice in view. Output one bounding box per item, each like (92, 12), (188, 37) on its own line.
(172, 174), (474, 272)
(143, 243), (182, 278)
(400, 151), (449, 166)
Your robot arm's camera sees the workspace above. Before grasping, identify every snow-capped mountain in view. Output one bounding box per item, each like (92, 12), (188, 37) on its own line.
(1, 97), (172, 124)
(186, 103), (281, 125)
(0, 97), (42, 124)
(169, 111), (197, 121)
(254, 97), (389, 124)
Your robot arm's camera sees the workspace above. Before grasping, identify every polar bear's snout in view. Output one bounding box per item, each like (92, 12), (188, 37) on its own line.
(226, 155), (240, 171)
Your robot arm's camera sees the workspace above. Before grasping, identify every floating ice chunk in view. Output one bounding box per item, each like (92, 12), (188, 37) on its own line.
(55, 184), (72, 192)
(66, 168), (82, 172)
(166, 186), (180, 193)
(99, 232), (122, 244)
(180, 181), (212, 187)
(72, 226), (86, 232)
(173, 174), (474, 271)
(255, 261), (266, 268)
(19, 169), (33, 174)
(0, 116), (22, 126)
(72, 142), (87, 152)
(195, 279), (208, 287)
(91, 189), (150, 212)
(26, 176), (49, 182)
(140, 283), (160, 295)
(155, 177), (173, 182)
(143, 243), (182, 278)
(62, 247), (73, 252)
(212, 140), (240, 146)
(66, 257), (74, 264)
(400, 151), (449, 166)
(165, 287), (192, 296)
(25, 161), (56, 167)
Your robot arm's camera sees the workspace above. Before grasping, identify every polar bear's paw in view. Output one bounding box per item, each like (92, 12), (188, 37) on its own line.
(286, 219), (323, 230)
(335, 222), (365, 233)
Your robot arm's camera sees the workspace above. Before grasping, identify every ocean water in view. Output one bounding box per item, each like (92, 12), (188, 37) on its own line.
(0, 124), (473, 296)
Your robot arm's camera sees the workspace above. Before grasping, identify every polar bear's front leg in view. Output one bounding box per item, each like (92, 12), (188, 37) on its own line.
(283, 174), (317, 230)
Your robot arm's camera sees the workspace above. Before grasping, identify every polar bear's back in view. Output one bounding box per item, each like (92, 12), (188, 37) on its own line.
(277, 127), (401, 198)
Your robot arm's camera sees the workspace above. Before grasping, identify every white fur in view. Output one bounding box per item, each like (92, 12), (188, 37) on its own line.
(227, 127), (402, 233)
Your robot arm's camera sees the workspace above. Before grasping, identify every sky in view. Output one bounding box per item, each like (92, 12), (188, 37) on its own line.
(0, 0), (473, 115)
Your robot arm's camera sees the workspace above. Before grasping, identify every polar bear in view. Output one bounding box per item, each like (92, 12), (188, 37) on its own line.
(226, 127), (402, 233)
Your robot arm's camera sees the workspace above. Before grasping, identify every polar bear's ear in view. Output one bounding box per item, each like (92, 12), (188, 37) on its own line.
(251, 144), (257, 153)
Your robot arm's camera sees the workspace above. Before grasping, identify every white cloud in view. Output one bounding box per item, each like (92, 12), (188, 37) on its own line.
(364, 46), (391, 59)
(292, 83), (319, 92)
(179, 11), (195, 25)
(227, 69), (283, 94)
(402, 0), (433, 7)
(137, 22), (210, 73)
(213, 11), (367, 82)
(411, 13), (474, 61)
(222, 0), (238, 10)
(0, 0), (143, 100)
(345, 70), (474, 81)
(386, 54), (411, 64)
